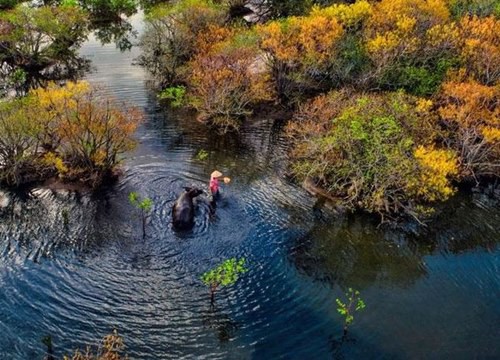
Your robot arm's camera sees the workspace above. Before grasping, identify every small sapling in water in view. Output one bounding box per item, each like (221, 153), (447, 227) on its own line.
(201, 257), (247, 305)
(128, 192), (153, 238)
(336, 288), (366, 337)
(61, 209), (69, 227)
(195, 149), (209, 161)
(41, 335), (54, 360)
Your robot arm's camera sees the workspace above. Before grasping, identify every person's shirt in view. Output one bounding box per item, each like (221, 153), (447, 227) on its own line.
(209, 177), (219, 195)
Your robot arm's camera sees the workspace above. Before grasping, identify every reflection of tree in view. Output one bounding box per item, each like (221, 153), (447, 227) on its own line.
(290, 190), (500, 289)
(0, 187), (129, 261)
(90, 18), (138, 52)
(411, 190), (500, 255)
(290, 215), (428, 289)
(201, 307), (239, 343)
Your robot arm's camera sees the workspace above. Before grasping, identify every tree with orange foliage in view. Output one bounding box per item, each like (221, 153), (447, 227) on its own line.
(258, 11), (344, 103)
(436, 80), (499, 181)
(188, 27), (272, 131)
(137, 0), (226, 87)
(458, 15), (500, 85)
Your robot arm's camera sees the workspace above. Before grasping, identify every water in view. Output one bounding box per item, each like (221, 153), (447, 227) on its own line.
(1, 12), (499, 359)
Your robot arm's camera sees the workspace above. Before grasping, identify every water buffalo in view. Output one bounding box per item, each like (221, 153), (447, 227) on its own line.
(172, 187), (203, 230)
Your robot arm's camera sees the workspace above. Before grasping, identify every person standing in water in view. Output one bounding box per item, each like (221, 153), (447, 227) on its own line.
(209, 170), (223, 197)
(209, 170), (230, 210)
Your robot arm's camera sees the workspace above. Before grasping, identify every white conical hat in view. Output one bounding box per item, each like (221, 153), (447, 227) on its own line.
(211, 170), (223, 179)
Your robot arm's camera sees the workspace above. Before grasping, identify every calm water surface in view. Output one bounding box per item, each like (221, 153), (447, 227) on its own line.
(0, 13), (499, 360)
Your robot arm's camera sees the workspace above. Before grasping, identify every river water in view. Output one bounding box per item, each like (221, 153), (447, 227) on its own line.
(0, 12), (499, 360)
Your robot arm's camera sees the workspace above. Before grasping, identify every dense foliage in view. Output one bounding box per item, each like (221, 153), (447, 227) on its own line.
(287, 91), (459, 221)
(136, 0), (499, 220)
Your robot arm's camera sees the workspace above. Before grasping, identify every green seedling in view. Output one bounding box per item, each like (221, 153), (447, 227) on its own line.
(195, 149), (209, 161)
(129, 192), (153, 238)
(336, 288), (366, 336)
(201, 257), (247, 305)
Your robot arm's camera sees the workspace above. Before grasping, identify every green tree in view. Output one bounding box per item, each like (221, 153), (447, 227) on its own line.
(201, 257), (247, 305)
(129, 192), (153, 238)
(0, 4), (89, 93)
(336, 288), (366, 336)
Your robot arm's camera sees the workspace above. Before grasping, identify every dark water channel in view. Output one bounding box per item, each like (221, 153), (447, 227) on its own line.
(1, 13), (499, 360)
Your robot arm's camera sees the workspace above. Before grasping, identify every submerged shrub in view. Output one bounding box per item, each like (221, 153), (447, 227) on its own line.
(32, 81), (143, 186)
(0, 81), (142, 188)
(287, 90), (457, 221)
(64, 329), (127, 360)
(201, 257), (247, 304)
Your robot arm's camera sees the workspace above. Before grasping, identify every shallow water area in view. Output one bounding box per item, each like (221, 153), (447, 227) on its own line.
(0, 11), (499, 360)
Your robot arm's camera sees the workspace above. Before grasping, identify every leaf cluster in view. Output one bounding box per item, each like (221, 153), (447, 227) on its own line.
(201, 257), (247, 290)
(128, 192), (153, 212)
(335, 288), (366, 326)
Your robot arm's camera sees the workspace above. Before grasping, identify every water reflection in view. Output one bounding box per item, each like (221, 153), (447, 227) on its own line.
(90, 18), (138, 52)
(290, 215), (428, 289)
(290, 191), (499, 290)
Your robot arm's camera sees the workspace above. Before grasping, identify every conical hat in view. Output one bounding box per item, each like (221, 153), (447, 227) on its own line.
(211, 170), (223, 179)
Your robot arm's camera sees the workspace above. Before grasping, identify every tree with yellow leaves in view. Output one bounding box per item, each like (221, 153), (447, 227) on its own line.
(258, 10), (344, 103)
(364, 0), (459, 95)
(32, 81), (143, 187)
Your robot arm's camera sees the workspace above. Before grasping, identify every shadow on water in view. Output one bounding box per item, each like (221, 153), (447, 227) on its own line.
(288, 189), (500, 359)
(90, 18), (139, 52)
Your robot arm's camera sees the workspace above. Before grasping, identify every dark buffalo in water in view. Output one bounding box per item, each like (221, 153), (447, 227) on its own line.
(172, 187), (203, 230)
